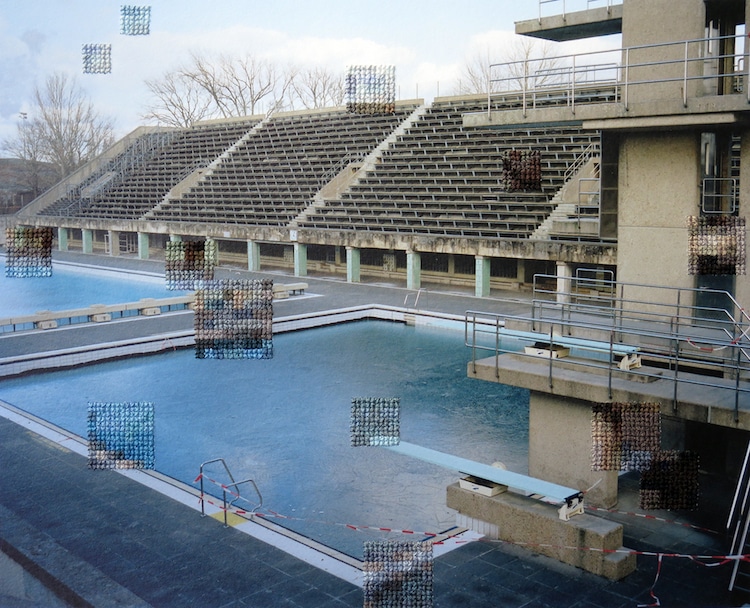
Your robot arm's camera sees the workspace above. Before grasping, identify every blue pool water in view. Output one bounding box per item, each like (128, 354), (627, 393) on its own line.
(0, 259), (185, 317)
(0, 320), (530, 558)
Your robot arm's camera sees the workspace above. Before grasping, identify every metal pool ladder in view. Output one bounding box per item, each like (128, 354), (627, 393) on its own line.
(198, 458), (263, 527)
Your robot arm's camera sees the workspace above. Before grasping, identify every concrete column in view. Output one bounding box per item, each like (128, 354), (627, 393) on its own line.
(294, 242), (307, 277)
(137, 232), (150, 260)
(556, 261), (573, 305)
(406, 250), (421, 290)
(529, 392), (618, 508)
(57, 227), (68, 251)
(346, 246), (361, 283)
(517, 258), (526, 283)
(247, 240), (260, 271)
(82, 229), (93, 254)
(108, 230), (120, 256)
(475, 255), (491, 297)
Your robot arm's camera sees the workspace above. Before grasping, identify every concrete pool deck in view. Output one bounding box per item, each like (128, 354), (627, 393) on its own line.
(0, 251), (740, 607)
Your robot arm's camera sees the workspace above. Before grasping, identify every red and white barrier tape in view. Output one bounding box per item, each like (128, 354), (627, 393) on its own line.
(585, 505), (720, 535)
(196, 472), (744, 606)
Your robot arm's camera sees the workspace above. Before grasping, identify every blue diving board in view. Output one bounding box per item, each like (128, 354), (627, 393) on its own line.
(387, 441), (582, 510)
(498, 328), (639, 357)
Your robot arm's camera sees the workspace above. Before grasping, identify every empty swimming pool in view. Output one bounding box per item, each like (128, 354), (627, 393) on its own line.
(0, 320), (530, 559)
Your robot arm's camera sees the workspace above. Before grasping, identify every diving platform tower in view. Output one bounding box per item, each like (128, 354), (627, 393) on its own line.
(458, 0), (750, 563)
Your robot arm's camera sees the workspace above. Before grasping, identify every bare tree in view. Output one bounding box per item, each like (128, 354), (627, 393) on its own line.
(2, 116), (52, 197)
(183, 52), (294, 117)
(2, 73), (114, 183)
(289, 66), (345, 110)
(454, 38), (567, 95)
(144, 53), (346, 125)
(142, 71), (214, 127)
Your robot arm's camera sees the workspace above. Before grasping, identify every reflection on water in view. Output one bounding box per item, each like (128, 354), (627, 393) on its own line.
(0, 320), (529, 558)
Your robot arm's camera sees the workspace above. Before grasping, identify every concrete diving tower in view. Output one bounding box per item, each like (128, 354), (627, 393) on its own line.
(515, 3), (623, 41)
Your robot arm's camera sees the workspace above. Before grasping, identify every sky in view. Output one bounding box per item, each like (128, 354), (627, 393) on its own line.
(0, 0), (621, 144)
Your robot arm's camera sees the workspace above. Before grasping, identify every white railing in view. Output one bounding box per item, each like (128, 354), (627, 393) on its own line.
(488, 33), (749, 116)
(539, 0), (619, 22)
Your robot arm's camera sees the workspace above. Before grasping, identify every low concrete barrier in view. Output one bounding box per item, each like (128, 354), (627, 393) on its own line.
(447, 482), (636, 580)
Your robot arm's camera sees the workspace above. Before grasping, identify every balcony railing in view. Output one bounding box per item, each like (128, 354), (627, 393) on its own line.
(538, 0), (620, 22)
(465, 273), (750, 421)
(487, 33), (749, 117)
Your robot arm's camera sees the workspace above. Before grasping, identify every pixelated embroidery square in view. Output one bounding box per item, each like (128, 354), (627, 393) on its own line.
(351, 398), (400, 447)
(82, 44), (112, 74)
(5, 227), (53, 277)
(121, 5), (151, 35)
(87, 401), (155, 469)
(363, 540), (433, 608)
(194, 279), (273, 359)
(165, 239), (216, 290)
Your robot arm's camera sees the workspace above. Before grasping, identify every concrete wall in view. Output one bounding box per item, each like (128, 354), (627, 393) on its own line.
(529, 392), (618, 508)
(622, 0), (707, 102)
(616, 131), (700, 304)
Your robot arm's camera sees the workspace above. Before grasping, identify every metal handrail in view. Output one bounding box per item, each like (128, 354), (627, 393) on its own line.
(539, 0), (617, 21)
(563, 142), (599, 182)
(465, 309), (750, 419)
(701, 177), (738, 214)
(198, 458), (263, 527)
(466, 274), (750, 420)
(404, 288), (425, 309)
(488, 32), (749, 116)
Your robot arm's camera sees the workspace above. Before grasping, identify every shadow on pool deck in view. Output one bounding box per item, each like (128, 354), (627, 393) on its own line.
(0, 250), (743, 607)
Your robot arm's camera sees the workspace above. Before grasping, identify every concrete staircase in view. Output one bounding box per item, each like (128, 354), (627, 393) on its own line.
(531, 156), (600, 240)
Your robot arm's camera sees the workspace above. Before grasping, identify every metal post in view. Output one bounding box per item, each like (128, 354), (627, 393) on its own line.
(200, 476), (206, 517)
(683, 40), (689, 107)
(548, 323), (554, 389)
(571, 55), (576, 114)
(736, 345), (742, 423)
(608, 332), (614, 400)
(624, 48), (629, 110)
(471, 313), (477, 374)
(495, 315), (500, 379)
(222, 488), (228, 527)
(673, 339), (680, 412)
(523, 60), (528, 117)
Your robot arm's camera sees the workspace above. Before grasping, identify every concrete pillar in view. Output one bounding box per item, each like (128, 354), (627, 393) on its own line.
(346, 246), (361, 283)
(517, 258), (526, 283)
(294, 243), (307, 277)
(247, 240), (260, 271)
(475, 255), (491, 297)
(58, 227), (68, 251)
(406, 250), (421, 290)
(529, 392), (618, 508)
(82, 229), (93, 254)
(556, 261), (573, 305)
(108, 230), (120, 256)
(137, 232), (150, 260)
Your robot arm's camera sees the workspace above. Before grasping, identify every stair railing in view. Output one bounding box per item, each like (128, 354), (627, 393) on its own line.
(198, 458), (263, 527)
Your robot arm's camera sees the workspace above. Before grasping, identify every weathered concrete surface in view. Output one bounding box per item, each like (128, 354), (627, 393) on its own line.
(447, 483), (636, 580)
